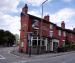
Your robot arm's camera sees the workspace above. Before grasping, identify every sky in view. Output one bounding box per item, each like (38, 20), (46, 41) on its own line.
(0, 0), (75, 36)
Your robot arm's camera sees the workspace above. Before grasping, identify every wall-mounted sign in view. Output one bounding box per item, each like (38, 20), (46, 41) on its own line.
(32, 19), (39, 29)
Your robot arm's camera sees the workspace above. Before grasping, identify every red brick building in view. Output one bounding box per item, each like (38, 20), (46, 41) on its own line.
(19, 4), (75, 54)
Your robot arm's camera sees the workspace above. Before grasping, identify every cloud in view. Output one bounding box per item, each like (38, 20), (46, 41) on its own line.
(0, 11), (20, 35)
(50, 8), (75, 23)
(0, 0), (20, 35)
(0, 0), (20, 13)
(50, 8), (75, 29)
(25, 0), (52, 6)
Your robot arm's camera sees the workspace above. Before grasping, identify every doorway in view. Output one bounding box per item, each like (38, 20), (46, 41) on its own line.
(50, 39), (59, 52)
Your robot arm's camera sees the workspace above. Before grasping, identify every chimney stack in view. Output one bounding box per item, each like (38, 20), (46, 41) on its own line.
(61, 21), (65, 29)
(22, 4), (28, 14)
(44, 15), (50, 21)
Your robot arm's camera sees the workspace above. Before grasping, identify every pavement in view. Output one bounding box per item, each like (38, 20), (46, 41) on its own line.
(11, 48), (75, 59)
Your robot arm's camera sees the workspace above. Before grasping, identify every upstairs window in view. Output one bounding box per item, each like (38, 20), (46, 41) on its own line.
(50, 31), (53, 37)
(58, 30), (61, 36)
(71, 33), (73, 38)
(32, 40), (37, 46)
(50, 24), (53, 29)
(63, 31), (66, 37)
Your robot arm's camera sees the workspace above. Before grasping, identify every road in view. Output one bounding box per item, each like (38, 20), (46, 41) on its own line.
(0, 47), (75, 63)
(0, 47), (28, 63)
(28, 53), (75, 63)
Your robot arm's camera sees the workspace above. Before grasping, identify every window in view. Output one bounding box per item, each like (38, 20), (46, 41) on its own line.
(41, 38), (45, 46)
(71, 34), (73, 38)
(32, 40), (37, 46)
(42, 41), (45, 46)
(50, 31), (53, 37)
(50, 24), (53, 29)
(63, 31), (66, 37)
(58, 30), (61, 36)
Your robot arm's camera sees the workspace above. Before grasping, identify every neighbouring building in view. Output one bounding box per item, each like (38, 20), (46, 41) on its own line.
(15, 34), (20, 45)
(19, 4), (75, 54)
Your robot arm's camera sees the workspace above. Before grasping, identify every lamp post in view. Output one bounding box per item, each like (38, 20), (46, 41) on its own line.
(40, 0), (48, 53)
(41, 0), (48, 18)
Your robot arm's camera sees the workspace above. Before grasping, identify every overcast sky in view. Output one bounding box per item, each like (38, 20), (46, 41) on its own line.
(0, 0), (75, 35)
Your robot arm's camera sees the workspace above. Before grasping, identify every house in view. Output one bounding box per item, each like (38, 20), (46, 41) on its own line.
(19, 4), (75, 54)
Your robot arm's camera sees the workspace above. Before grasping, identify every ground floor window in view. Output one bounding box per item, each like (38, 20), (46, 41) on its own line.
(32, 40), (37, 46)
(42, 41), (45, 46)
(38, 40), (40, 46)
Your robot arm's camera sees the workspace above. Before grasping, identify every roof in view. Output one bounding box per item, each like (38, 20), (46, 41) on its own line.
(28, 14), (51, 24)
(21, 13), (75, 34)
(56, 25), (75, 34)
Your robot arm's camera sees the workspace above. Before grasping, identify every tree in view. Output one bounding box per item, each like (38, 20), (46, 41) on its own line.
(0, 30), (5, 45)
(4, 31), (16, 46)
(0, 29), (16, 47)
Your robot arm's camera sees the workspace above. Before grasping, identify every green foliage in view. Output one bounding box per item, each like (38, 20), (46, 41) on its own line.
(70, 44), (75, 50)
(65, 38), (71, 46)
(0, 29), (16, 47)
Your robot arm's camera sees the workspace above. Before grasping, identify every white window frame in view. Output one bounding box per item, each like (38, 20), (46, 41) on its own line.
(50, 31), (53, 37)
(50, 24), (53, 29)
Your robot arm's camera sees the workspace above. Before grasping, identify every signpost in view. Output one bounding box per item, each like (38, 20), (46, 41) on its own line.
(27, 32), (33, 57)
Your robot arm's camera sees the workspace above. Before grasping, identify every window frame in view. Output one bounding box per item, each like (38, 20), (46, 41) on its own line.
(63, 31), (66, 37)
(50, 31), (53, 37)
(50, 24), (53, 29)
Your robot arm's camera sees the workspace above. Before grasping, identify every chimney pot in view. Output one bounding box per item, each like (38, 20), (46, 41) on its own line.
(22, 4), (28, 14)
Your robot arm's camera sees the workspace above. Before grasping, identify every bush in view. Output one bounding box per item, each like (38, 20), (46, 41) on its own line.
(57, 47), (65, 52)
(71, 44), (75, 50)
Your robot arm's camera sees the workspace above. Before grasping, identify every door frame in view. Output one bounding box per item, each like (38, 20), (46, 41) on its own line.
(50, 39), (59, 51)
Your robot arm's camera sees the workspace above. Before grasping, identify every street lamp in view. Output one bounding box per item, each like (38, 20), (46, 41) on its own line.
(41, 0), (48, 18)
(40, 0), (48, 53)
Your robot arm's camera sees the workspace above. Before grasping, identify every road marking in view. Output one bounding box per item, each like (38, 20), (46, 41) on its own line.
(0, 55), (5, 59)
